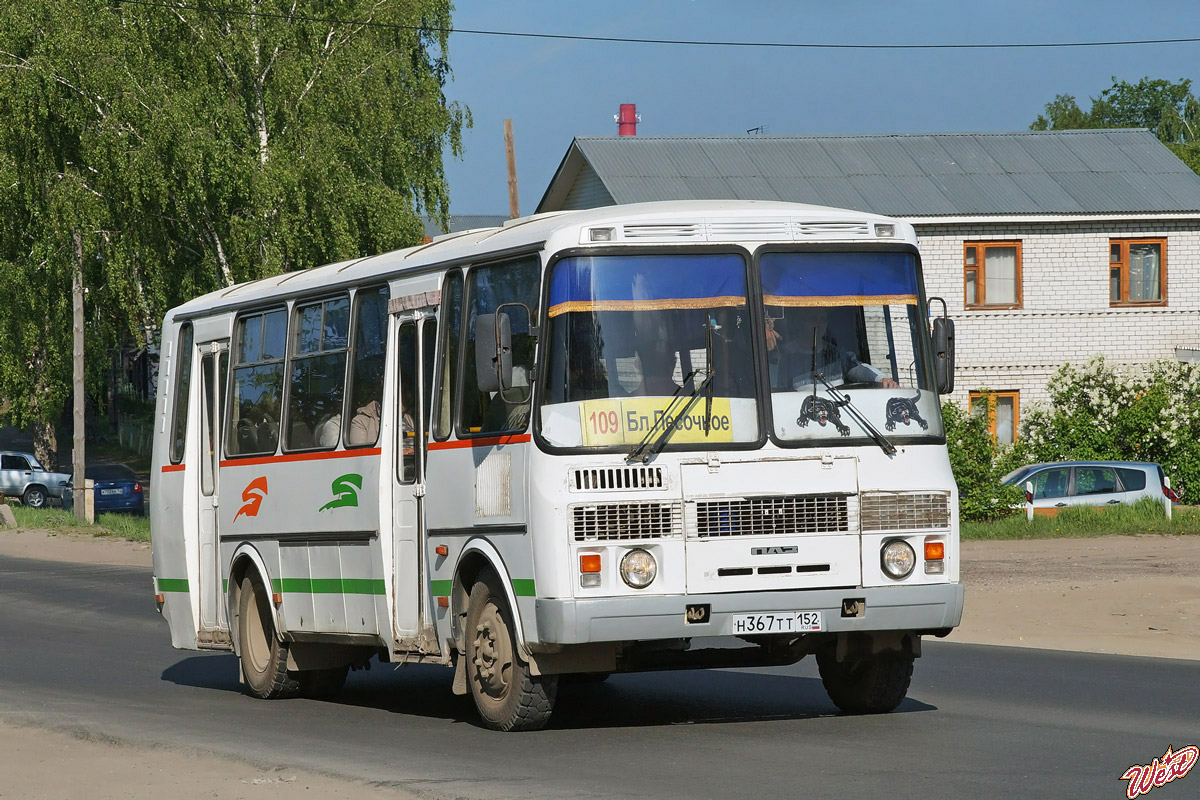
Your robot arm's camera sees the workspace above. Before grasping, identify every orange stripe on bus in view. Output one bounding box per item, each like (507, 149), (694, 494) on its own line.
(219, 448), (382, 468)
(428, 434), (531, 451)
(161, 464), (186, 473)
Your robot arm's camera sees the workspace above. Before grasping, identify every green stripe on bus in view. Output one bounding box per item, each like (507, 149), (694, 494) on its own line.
(157, 578), (190, 592)
(429, 579), (535, 597)
(271, 578), (386, 595)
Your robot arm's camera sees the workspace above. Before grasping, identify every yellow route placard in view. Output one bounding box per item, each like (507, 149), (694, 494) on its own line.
(579, 397), (734, 446)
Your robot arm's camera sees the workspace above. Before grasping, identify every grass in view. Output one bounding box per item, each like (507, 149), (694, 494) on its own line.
(7, 504), (151, 543)
(962, 497), (1200, 540)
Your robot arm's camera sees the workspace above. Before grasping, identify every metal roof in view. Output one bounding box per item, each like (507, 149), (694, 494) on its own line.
(538, 130), (1200, 217)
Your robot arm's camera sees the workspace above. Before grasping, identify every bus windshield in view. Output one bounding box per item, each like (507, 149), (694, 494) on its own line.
(539, 253), (760, 449)
(761, 250), (944, 445)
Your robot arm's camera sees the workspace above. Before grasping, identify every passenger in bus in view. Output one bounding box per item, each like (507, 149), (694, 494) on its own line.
(256, 398), (279, 452)
(315, 412), (341, 448)
(348, 400), (381, 446)
(235, 413), (259, 453)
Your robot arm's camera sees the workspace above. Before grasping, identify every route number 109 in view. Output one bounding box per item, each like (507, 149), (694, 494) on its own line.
(588, 410), (621, 436)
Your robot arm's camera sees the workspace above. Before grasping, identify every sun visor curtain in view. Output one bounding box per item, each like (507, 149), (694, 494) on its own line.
(548, 254), (747, 318)
(760, 251), (919, 307)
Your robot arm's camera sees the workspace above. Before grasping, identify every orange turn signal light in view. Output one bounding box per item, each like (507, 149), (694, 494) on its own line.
(924, 541), (945, 561)
(272, 592), (283, 606)
(437, 596), (449, 608)
(435, 545), (448, 556)
(580, 554), (602, 573)
(154, 593), (165, 605)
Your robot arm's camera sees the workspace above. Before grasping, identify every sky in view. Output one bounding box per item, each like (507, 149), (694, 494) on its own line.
(439, 0), (1200, 215)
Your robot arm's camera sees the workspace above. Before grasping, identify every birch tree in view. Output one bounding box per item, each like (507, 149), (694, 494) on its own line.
(0, 0), (468, 464)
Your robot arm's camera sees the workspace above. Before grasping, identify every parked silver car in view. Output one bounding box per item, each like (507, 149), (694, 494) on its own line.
(0, 451), (72, 509)
(1001, 461), (1179, 514)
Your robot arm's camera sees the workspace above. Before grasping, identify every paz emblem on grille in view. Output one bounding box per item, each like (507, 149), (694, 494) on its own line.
(751, 545), (798, 556)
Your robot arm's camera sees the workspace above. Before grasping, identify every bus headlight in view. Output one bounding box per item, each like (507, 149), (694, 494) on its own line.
(619, 548), (657, 589)
(881, 540), (916, 579)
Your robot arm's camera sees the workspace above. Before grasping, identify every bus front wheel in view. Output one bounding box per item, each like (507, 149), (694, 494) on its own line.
(464, 572), (557, 731)
(816, 648), (914, 714)
(237, 575), (300, 699)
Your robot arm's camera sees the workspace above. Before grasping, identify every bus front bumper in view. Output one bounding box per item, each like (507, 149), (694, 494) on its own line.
(535, 583), (963, 645)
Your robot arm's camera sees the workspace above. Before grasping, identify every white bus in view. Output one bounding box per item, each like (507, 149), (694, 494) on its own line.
(151, 200), (962, 731)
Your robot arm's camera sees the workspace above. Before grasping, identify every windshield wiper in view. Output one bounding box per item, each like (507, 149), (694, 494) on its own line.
(813, 370), (896, 456)
(805, 327), (895, 456)
(626, 319), (717, 464)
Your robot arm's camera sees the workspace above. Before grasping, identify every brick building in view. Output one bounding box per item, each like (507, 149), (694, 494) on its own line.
(535, 130), (1200, 442)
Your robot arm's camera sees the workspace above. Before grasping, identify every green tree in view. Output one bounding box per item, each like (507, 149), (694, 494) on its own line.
(1030, 77), (1200, 173)
(941, 400), (1023, 522)
(0, 0), (469, 465)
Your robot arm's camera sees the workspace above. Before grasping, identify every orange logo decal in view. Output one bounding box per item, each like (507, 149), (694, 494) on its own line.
(1121, 745), (1198, 799)
(234, 476), (268, 521)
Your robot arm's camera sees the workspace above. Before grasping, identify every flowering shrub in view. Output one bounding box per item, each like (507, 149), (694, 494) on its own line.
(941, 400), (1024, 521)
(1013, 356), (1200, 501)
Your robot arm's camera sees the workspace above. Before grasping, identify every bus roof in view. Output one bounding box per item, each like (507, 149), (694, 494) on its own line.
(167, 200), (910, 321)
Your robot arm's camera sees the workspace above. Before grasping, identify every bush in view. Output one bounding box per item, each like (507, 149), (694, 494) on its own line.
(942, 400), (1024, 521)
(1017, 357), (1200, 501)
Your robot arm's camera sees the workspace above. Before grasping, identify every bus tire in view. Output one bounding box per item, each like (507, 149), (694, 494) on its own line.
(299, 666), (349, 699)
(816, 648), (913, 714)
(464, 571), (557, 731)
(237, 575), (301, 699)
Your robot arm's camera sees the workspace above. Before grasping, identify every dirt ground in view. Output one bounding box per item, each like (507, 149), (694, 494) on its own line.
(0, 528), (1197, 798)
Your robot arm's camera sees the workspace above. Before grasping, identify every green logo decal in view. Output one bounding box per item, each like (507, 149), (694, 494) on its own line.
(319, 473), (363, 512)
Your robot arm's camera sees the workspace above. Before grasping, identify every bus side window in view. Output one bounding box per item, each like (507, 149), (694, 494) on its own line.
(346, 286), (388, 448)
(459, 257), (540, 436)
(433, 271), (463, 441)
(170, 323), (193, 464)
(286, 296), (349, 451)
(229, 308), (287, 457)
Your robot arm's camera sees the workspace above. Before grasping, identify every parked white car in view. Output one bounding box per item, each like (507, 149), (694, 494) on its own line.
(0, 451), (72, 509)
(1001, 461), (1179, 515)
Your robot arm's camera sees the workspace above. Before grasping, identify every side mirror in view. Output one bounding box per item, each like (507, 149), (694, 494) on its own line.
(474, 312), (512, 394)
(929, 297), (955, 395)
(1024, 480), (1034, 522)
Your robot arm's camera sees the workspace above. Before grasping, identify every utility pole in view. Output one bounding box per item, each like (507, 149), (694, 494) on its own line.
(504, 119), (519, 219)
(72, 230), (86, 522)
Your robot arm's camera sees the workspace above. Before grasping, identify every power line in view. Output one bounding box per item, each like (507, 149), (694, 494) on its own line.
(115, 0), (1200, 51)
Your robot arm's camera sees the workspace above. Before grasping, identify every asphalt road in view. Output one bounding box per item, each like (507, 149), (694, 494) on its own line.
(1, 554), (1197, 800)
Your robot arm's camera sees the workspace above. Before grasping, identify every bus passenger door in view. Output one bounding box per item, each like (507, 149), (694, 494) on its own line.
(391, 314), (437, 648)
(197, 341), (229, 640)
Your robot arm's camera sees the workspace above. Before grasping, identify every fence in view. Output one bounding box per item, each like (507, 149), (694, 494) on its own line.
(117, 413), (154, 458)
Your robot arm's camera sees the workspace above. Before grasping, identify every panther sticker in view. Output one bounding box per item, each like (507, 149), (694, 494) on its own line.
(319, 473), (363, 512)
(797, 396), (851, 436)
(885, 394), (929, 432)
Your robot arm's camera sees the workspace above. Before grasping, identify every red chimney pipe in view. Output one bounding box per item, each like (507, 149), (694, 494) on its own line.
(616, 103), (640, 136)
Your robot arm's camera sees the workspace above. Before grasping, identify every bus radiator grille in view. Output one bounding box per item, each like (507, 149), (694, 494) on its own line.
(571, 501), (683, 542)
(860, 491), (951, 531)
(571, 466), (664, 491)
(690, 495), (851, 538)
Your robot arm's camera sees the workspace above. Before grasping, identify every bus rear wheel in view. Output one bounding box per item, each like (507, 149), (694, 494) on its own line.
(237, 575), (300, 699)
(464, 572), (557, 731)
(816, 648), (914, 714)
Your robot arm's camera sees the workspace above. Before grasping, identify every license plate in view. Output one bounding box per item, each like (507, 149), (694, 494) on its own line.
(731, 611), (823, 634)
(100, 488), (122, 496)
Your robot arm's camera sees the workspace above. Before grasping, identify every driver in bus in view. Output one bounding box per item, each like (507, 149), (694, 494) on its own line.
(768, 305), (898, 389)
